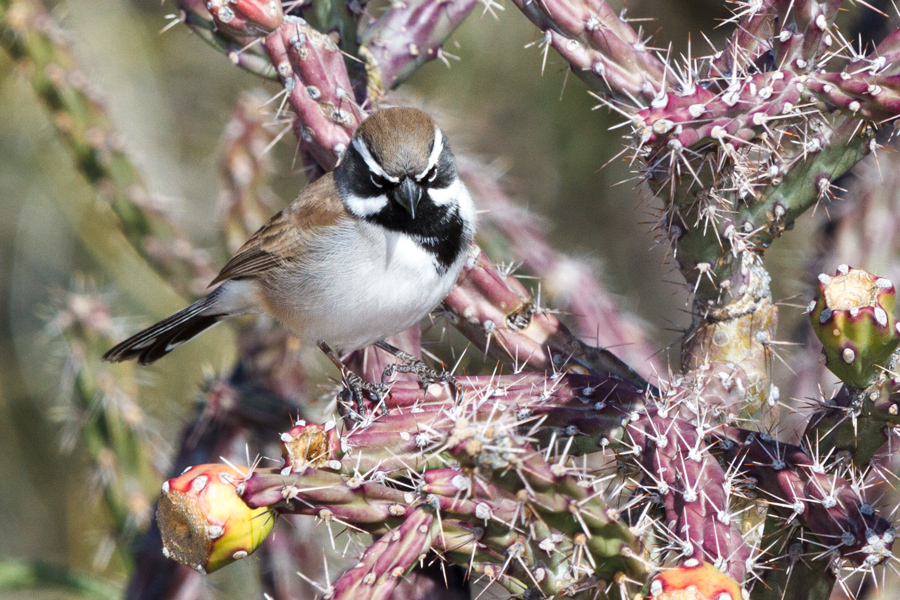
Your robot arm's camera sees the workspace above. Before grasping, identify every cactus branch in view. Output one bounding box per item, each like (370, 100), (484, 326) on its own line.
(510, 0), (666, 103)
(361, 0), (479, 94)
(329, 506), (439, 600)
(461, 159), (663, 380)
(444, 245), (647, 385)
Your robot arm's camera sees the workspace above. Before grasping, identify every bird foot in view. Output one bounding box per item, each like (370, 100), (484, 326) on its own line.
(374, 341), (459, 397)
(318, 341), (389, 420)
(344, 371), (390, 418)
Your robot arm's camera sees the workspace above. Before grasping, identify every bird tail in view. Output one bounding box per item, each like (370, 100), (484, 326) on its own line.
(102, 294), (225, 365)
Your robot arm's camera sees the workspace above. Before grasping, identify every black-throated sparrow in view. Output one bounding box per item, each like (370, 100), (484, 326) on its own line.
(103, 107), (476, 365)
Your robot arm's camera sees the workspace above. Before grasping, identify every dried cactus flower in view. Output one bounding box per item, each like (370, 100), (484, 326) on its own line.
(157, 464), (276, 573)
(280, 421), (341, 472)
(649, 560), (743, 600)
(809, 265), (900, 388)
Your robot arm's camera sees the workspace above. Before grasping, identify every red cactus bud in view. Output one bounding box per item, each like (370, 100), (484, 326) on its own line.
(207, 0), (283, 37)
(809, 265), (900, 388)
(649, 560), (742, 600)
(158, 464), (276, 573)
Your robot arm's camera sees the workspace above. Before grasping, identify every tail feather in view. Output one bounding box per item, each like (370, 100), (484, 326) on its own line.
(103, 296), (224, 365)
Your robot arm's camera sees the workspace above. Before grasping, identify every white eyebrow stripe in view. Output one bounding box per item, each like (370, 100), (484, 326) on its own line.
(416, 126), (443, 180)
(353, 138), (399, 183)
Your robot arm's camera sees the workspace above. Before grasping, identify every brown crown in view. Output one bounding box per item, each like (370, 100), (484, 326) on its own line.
(355, 107), (438, 177)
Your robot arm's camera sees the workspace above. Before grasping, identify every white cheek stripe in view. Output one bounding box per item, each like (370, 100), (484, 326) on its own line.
(428, 176), (461, 206)
(416, 127), (444, 180)
(345, 193), (389, 217)
(353, 138), (399, 183)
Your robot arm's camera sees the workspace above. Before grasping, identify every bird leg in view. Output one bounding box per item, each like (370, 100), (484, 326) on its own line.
(374, 340), (459, 397)
(317, 341), (389, 419)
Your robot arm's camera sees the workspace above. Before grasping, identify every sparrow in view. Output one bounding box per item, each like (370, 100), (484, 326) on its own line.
(103, 107), (476, 365)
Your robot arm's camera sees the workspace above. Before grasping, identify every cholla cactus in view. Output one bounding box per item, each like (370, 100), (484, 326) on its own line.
(9, 0), (900, 598)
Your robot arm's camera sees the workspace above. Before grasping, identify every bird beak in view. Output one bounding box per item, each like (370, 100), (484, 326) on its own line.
(393, 177), (423, 219)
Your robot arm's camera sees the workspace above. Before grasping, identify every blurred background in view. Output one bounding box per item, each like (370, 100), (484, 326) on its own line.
(0, 0), (893, 598)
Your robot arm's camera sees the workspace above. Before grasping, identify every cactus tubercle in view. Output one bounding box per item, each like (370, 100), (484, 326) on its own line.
(206, 0), (284, 36)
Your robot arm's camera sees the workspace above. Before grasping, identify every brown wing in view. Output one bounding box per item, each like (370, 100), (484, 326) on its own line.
(210, 174), (348, 286)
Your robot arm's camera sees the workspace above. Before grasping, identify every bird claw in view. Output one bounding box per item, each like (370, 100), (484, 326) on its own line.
(316, 339), (459, 422)
(345, 371), (390, 418)
(318, 341), (389, 420)
(374, 341), (459, 397)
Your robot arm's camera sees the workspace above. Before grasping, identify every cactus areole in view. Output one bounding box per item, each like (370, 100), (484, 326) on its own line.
(809, 265), (900, 388)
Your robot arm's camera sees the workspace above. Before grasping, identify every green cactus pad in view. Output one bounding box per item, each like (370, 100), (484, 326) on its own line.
(809, 265), (900, 388)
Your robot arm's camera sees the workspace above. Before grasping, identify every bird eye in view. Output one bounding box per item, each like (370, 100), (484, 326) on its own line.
(370, 174), (386, 188)
(426, 165), (438, 183)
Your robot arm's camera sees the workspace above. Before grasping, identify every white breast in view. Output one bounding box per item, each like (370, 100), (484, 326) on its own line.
(264, 219), (463, 351)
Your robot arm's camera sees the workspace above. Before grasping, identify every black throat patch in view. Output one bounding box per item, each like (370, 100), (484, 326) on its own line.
(368, 197), (468, 274)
